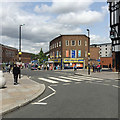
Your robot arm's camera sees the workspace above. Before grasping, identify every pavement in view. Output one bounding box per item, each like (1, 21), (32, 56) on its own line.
(0, 72), (45, 118)
(75, 69), (120, 80)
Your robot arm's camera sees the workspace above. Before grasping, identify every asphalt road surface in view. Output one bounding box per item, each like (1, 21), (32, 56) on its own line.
(3, 69), (119, 119)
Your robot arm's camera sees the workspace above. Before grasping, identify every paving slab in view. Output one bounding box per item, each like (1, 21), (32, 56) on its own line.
(0, 72), (45, 118)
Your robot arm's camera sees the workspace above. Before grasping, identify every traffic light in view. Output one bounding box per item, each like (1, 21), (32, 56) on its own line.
(110, 30), (115, 39)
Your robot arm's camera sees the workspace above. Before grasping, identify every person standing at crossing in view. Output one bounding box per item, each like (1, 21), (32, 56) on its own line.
(13, 64), (20, 85)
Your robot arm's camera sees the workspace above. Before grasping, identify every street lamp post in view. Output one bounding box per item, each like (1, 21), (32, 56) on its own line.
(19, 24), (25, 63)
(19, 24), (25, 78)
(87, 29), (90, 75)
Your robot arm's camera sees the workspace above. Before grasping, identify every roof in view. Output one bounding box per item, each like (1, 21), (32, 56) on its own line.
(50, 34), (88, 43)
(90, 43), (112, 46)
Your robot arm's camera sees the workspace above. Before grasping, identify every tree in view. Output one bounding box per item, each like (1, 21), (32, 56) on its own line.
(38, 48), (48, 64)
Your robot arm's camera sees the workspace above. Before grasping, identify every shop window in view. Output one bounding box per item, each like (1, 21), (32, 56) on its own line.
(71, 40), (76, 46)
(66, 40), (69, 46)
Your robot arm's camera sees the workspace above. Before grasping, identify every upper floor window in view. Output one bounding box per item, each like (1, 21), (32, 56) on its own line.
(57, 42), (58, 47)
(78, 40), (81, 46)
(66, 40), (69, 46)
(59, 41), (61, 46)
(85, 41), (87, 46)
(71, 40), (76, 46)
(55, 43), (56, 48)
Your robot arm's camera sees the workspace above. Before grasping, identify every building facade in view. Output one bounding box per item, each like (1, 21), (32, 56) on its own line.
(0, 44), (32, 64)
(90, 47), (100, 65)
(108, 1), (120, 72)
(49, 35), (89, 69)
(90, 43), (112, 57)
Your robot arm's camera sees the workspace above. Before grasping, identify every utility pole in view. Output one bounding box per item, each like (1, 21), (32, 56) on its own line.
(87, 29), (90, 75)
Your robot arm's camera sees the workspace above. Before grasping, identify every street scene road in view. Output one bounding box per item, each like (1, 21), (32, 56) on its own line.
(3, 69), (119, 118)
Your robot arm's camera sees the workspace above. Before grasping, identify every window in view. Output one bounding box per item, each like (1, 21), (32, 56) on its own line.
(71, 40), (76, 46)
(59, 51), (61, 57)
(106, 51), (107, 53)
(85, 41), (87, 46)
(85, 51), (87, 57)
(78, 50), (81, 57)
(66, 40), (69, 46)
(55, 43), (56, 48)
(57, 42), (58, 47)
(53, 44), (54, 49)
(66, 50), (69, 57)
(56, 51), (59, 58)
(106, 48), (107, 50)
(59, 41), (61, 46)
(106, 45), (107, 47)
(71, 50), (76, 58)
(78, 40), (81, 46)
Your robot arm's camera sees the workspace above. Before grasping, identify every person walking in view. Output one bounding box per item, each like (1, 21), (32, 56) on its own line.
(92, 63), (95, 72)
(13, 64), (20, 85)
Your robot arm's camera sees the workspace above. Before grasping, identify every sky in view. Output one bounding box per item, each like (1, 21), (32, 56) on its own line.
(0, 0), (111, 54)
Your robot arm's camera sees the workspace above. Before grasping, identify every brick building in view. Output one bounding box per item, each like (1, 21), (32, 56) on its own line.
(0, 44), (18, 63)
(49, 34), (89, 69)
(0, 44), (32, 64)
(90, 47), (100, 65)
(100, 57), (112, 68)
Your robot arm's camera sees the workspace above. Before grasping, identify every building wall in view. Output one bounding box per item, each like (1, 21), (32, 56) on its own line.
(90, 47), (100, 65)
(21, 52), (31, 63)
(2, 45), (18, 63)
(49, 35), (89, 68)
(100, 57), (112, 68)
(98, 44), (112, 57)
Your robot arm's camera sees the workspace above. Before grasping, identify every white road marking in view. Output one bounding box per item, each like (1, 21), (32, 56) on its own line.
(31, 102), (47, 105)
(49, 77), (71, 83)
(63, 83), (70, 86)
(50, 84), (58, 87)
(58, 76), (83, 82)
(75, 82), (81, 84)
(112, 85), (120, 88)
(32, 86), (56, 105)
(38, 78), (58, 84)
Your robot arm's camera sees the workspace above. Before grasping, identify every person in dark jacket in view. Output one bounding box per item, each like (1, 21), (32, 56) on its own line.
(13, 64), (20, 85)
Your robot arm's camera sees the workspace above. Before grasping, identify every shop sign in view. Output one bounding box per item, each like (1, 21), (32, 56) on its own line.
(64, 58), (84, 63)
(50, 59), (61, 63)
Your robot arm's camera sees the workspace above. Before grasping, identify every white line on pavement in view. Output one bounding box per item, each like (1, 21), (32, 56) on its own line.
(75, 82), (81, 84)
(58, 76), (83, 82)
(31, 102), (47, 105)
(63, 83), (71, 86)
(112, 85), (120, 88)
(49, 77), (72, 83)
(37, 86), (56, 103)
(38, 78), (58, 84)
(50, 84), (58, 87)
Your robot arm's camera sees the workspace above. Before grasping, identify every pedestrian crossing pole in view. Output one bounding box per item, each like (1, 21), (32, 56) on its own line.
(87, 29), (90, 75)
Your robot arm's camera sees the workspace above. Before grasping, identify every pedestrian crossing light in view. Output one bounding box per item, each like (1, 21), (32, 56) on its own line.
(19, 52), (22, 55)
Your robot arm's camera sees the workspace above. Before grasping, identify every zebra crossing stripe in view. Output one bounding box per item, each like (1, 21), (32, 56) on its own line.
(48, 77), (72, 83)
(58, 76), (83, 82)
(38, 78), (58, 84)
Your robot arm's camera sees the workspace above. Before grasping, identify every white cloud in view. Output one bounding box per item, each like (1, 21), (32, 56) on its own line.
(90, 34), (111, 44)
(0, 2), (109, 53)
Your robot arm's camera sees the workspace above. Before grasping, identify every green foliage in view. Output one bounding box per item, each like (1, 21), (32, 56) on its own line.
(38, 48), (48, 64)
(30, 48), (48, 64)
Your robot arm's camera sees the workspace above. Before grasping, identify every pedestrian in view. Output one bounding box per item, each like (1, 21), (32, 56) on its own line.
(74, 64), (77, 71)
(92, 63), (95, 72)
(13, 64), (20, 85)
